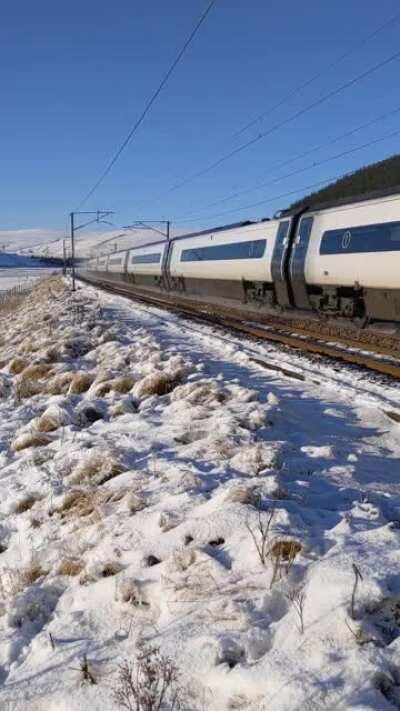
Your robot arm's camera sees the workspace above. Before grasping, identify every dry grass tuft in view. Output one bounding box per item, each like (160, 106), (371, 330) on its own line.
(12, 431), (51, 452)
(46, 372), (74, 395)
(100, 561), (123, 578)
(57, 558), (85, 577)
(271, 539), (302, 561)
(132, 372), (181, 399)
(37, 414), (60, 433)
(15, 378), (42, 400)
(9, 357), (28, 375)
(57, 489), (96, 519)
(68, 371), (95, 395)
(224, 486), (260, 506)
(70, 450), (125, 486)
(111, 375), (135, 394)
(20, 363), (53, 381)
(22, 562), (48, 586)
(14, 494), (38, 514)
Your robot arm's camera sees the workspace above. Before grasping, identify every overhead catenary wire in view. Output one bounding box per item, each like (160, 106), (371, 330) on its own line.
(173, 104), (400, 217)
(145, 46), (400, 205)
(233, 8), (400, 138)
(172, 123), (400, 220)
(172, 126), (400, 224)
(75, 0), (217, 210)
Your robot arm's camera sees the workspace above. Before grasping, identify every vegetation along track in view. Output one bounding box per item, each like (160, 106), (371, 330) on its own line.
(79, 276), (400, 383)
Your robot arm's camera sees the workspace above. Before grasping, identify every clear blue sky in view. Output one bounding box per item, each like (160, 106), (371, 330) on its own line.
(1, 0), (400, 238)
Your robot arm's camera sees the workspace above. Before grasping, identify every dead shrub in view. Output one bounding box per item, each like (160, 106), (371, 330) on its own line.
(271, 539), (302, 561)
(57, 558), (85, 577)
(9, 357), (28, 375)
(270, 539), (302, 588)
(68, 371), (95, 395)
(12, 431), (51, 452)
(113, 647), (183, 711)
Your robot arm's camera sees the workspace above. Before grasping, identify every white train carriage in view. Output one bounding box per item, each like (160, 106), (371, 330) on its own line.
(288, 194), (400, 320)
(107, 251), (128, 274)
(126, 241), (168, 289)
(168, 219), (280, 305)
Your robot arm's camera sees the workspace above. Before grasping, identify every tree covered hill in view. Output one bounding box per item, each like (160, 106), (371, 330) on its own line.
(289, 154), (400, 210)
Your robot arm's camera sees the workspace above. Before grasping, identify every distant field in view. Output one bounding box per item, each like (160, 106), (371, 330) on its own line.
(0, 267), (59, 291)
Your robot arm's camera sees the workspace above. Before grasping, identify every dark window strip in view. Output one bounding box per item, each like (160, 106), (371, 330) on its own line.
(180, 239), (266, 262)
(320, 220), (400, 255)
(130, 252), (161, 264)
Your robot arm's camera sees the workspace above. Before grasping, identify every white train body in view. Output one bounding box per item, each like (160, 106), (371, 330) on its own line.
(81, 188), (400, 324)
(168, 220), (277, 283)
(126, 242), (166, 277)
(304, 194), (400, 290)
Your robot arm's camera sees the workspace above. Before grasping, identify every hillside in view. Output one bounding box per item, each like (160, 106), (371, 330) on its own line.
(290, 154), (400, 210)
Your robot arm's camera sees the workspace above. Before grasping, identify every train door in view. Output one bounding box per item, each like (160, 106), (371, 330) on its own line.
(289, 216), (314, 310)
(271, 220), (293, 307)
(161, 241), (174, 289)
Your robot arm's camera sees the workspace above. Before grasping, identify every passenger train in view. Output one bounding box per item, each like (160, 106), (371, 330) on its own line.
(80, 187), (400, 327)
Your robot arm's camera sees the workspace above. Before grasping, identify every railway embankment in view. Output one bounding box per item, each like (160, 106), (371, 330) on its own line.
(0, 277), (400, 709)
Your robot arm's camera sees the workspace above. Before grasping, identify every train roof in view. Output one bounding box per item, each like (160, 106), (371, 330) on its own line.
(90, 219), (271, 257)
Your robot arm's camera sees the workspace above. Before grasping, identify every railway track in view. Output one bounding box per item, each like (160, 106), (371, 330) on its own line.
(78, 276), (400, 382)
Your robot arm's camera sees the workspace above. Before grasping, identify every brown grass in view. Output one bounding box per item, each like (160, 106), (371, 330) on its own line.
(100, 561), (123, 577)
(68, 372), (95, 395)
(111, 375), (135, 394)
(22, 562), (48, 586)
(57, 558), (85, 577)
(57, 489), (96, 519)
(271, 540), (302, 561)
(37, 414), (60, 433)
(12, 431), (51, 452)
(70, 451), (125, 486)
(132, 372), (181, 399)
(14, 494), (38, 514)
(46, 372), (74, 395)
(15, 378), (43, 400)
(9, 357), (28, 375)
(21, 363), (53, 380)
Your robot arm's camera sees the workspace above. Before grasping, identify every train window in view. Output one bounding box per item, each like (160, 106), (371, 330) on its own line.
(320, 220), (400, 254)
(109, 257), (122, 265)
(130, 252), (161, 264)
(180, 239), (266, 262)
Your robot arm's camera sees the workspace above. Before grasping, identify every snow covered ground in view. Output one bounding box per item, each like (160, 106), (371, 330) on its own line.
(0, 267), (58, 292)
(1, 276), (400, 710)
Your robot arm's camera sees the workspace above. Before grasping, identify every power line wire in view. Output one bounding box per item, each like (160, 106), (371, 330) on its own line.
(233, 8), (400, 138)
(174, 105), (400, 217)
(75, 0), (217, 210)
(173, 129), (400, 224)
(146, 46), (400, 206)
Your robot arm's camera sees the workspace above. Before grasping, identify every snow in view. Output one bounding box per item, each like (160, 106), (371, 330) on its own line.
(0, 276), (400, 709)
(0, 266), (58, 292)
